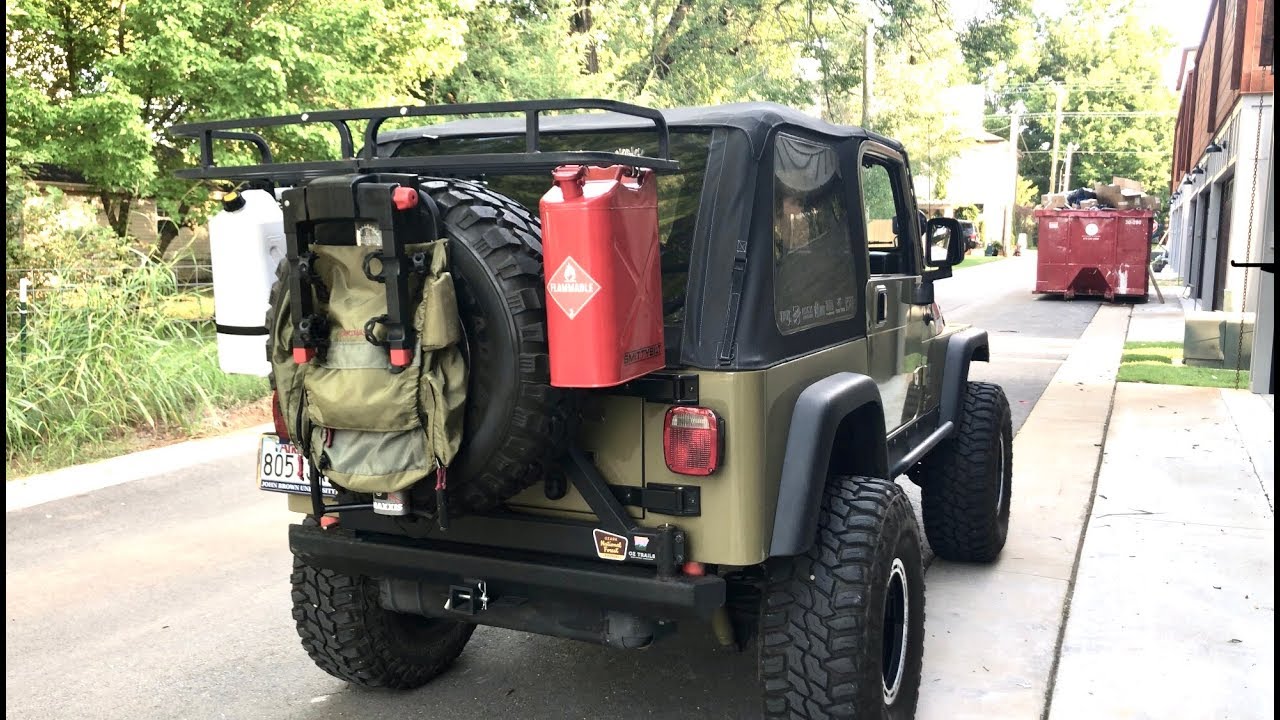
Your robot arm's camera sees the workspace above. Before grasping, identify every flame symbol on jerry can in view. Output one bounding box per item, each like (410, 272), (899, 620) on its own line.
(564, 264), (577, 282)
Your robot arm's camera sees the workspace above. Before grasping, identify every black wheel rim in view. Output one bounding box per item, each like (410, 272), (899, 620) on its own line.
(882, 557), (910, 704)
(996, 432), (1008, 519)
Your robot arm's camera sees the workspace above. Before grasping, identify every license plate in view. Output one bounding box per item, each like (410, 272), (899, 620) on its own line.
(257, 434), (335, 496)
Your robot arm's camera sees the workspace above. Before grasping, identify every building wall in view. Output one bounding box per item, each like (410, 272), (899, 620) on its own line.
(1171, 0), (1274, 189)
(913, 139), (1013, 245)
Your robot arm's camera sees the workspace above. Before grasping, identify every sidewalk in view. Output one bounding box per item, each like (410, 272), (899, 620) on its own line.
(917, 303), (1131, 719)
(1047, 299), (1275, 719)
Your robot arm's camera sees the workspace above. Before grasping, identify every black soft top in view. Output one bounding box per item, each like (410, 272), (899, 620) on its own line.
(378, 102), (901, 158)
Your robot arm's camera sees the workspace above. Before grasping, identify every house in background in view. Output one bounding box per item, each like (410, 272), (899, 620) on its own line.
(1166, 0), (1273, 393)
(28, 164), (210, 266)
(912, 85), (1015, 250)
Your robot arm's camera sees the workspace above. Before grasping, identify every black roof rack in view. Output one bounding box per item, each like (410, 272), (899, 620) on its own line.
(170, 99), (678, 184)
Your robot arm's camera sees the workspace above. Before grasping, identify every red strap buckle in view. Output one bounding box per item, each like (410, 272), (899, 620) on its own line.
(392, 186), (419, 211)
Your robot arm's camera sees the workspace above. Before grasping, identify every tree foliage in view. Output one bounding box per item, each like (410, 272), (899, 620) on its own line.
(7, 0), (964, 255)
(962, 0), (1178, 198)
(6, 0), (469, 254)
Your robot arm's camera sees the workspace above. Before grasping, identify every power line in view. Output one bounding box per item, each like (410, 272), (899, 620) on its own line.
(1019, 149), (1167, 154)
(993, 82), (1166, 92)
(986, 111), (1176, 118)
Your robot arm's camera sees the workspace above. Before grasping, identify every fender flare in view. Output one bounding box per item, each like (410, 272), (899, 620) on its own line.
(768, 373), (887, 557)
(939, 328), (990, 425)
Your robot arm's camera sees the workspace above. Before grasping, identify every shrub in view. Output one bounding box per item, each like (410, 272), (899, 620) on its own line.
(6, 261), (265, 465)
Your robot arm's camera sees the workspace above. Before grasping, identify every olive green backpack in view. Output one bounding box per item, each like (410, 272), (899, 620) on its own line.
(269, 239), (466, 495)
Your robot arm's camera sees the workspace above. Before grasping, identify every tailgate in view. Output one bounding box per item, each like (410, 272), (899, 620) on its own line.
(505, 394), (644, 519)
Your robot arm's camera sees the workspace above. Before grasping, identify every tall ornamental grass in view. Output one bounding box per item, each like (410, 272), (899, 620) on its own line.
(6, 262), (266, 464)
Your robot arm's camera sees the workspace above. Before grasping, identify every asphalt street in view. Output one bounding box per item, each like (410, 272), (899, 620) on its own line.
(6, 253), (1105, 720)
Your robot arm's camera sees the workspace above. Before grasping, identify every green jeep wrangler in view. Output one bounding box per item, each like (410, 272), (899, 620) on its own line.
(176, 99), (1011, 719)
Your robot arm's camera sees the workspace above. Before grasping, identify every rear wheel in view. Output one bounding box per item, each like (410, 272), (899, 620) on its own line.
(759, 476), (925, 719)
(919, 381), (1012, 562)
(291, 548), (474, 689)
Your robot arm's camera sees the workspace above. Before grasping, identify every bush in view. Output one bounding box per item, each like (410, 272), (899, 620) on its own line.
(6, 176), (138, 295)
(6, 261), (266, 465)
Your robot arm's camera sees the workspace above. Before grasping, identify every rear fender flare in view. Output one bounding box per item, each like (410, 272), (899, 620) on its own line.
(769, 373), (887, 557)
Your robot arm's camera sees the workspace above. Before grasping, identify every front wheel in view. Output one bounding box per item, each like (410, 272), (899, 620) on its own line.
(759, 476), (926, 719)
(919, 381), (1013, 562)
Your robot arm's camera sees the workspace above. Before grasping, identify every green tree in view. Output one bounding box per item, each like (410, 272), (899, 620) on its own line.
(5, 0), (469, 256)
(965, 1), (1177, 198)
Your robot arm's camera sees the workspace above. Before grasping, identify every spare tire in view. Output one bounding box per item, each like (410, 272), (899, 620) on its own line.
(266, 178), (577, 516)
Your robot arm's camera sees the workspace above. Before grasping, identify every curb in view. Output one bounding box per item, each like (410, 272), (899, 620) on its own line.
(6, 423), (272, 513)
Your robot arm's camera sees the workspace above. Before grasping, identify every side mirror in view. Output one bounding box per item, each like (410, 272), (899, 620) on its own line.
(924, 217), (966, 269)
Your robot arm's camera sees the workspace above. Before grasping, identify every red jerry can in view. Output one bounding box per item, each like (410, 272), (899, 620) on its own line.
(539, 165), (666, 387)
(1033, 209), (1153, 301)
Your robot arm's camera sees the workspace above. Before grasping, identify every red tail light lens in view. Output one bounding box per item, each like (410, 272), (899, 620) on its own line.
(663, 406), (721, 476)
(271, 390), (290, 442)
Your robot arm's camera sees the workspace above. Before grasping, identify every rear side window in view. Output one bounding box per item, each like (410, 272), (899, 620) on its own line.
(395, 131), (711, 325)
(772, 134), (859, 335)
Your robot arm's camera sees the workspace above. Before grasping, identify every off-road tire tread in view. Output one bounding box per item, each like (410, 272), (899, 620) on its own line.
(291, 554), (473, 689)
(920, 381), (1012, 562)
(419, 178), (575, 514)
(759, 476), (925, 719)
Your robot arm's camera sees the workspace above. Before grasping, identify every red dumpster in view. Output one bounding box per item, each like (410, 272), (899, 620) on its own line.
(1033, 209), (1153, 301)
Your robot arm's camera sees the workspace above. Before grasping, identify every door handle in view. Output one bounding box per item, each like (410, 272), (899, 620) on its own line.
(874, 285), (889, 325)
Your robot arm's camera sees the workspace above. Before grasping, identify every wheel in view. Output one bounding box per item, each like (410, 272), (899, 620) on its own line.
(759, 476), (925, 719)
(291, 551), (474, 689)
(918, 381), (1012, 562)
(418, 179), (577, 515)
(265, 178), (577, 515)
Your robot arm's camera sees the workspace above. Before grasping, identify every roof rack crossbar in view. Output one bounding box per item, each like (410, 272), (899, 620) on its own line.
(173, 99), (672, 180)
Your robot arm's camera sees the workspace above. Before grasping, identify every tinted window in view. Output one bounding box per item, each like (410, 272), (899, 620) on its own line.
(396, 131), (711, 325)
(772, 134), (859, 335)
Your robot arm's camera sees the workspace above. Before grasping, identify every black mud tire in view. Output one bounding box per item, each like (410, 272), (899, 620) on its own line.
(759, 476), (925, 719)
(291, 552), (474, 689)
(266, 178), (576, 515)
(919, 381), (1013, 562)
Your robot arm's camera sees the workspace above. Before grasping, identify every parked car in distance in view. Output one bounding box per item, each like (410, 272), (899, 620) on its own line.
(959, 220), (980, 251)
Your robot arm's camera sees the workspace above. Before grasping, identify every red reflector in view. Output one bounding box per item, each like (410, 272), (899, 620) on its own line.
(682, 561), (706, 576)
(319, 516), (340, 529)
(270, 390), (290, 442)
(663, 406), (721, 476)
(389, 348), (413, 367)
(392, 186), (419, 211)
(293, 346), (314, 364)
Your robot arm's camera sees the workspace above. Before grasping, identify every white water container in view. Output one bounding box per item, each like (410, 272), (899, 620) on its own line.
(208, 189), (286, 376)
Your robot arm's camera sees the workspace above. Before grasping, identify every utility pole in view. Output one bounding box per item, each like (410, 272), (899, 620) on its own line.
(1004, 102), (1024, 254)
(1062, 142), (1079, 194)
(862, 22), (874, 129)
(1048, 83), (1066, 195)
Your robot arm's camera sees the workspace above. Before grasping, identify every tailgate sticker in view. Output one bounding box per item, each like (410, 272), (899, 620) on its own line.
(592, 528), (628, 561)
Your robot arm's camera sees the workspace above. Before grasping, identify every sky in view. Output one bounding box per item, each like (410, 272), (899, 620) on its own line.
(947, 0), (1216, 89)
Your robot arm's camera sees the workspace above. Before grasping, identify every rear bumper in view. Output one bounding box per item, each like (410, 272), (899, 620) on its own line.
(289, 523), (726, 619)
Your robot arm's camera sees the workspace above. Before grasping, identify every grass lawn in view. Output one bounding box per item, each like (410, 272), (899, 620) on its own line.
(955, 255), (1011, 270)
(1117, 340), (1250, 389)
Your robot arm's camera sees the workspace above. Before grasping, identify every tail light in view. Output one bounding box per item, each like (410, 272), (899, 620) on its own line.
(271, 390), (290, 442)
(663, 406), (722, 476)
